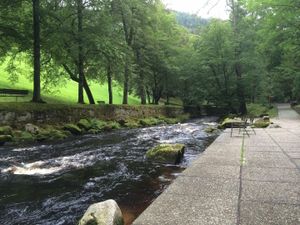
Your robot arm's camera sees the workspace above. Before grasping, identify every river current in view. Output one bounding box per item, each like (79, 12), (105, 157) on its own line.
(0, 118), (218, 225)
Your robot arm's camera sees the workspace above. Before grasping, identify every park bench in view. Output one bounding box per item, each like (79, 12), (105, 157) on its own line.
(0, 89), (29, 101)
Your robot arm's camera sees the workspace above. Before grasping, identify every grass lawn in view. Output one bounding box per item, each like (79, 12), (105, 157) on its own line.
(0, 56), (140, 104)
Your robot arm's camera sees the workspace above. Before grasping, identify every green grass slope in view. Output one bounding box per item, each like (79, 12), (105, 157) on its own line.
(0, 58), (140, 105)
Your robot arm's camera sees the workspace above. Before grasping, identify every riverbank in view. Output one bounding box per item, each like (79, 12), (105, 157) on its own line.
(0, 118), (219, 225)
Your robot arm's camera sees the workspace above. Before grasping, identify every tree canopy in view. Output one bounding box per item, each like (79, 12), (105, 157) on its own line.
(0, 0), (298, 112)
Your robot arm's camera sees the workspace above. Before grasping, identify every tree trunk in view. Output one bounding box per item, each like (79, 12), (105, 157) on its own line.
(32, 0), (43, 103)
(62, 64), (94, 104)
(122, 59), (129, 104)
(77, 0), (84, 104)
(107, 63), (113, 104)
(135, 48), (146, 104)
(83, 75), (95, 104)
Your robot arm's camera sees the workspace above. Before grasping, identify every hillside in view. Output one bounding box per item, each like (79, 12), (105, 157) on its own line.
(173, 11), (209, 32)
(0, 58), (140, 104)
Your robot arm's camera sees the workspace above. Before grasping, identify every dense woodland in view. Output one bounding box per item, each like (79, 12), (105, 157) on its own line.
(0, 0), (299, 114)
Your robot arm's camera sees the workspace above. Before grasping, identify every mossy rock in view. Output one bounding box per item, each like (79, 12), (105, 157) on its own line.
(218, 118), (242, 129)
(124, 120), (141, 129)
(77, 119), (92, 131)
(163, 117), (180, 125)
(36, 129), (68, 142)
(0, 135), (13, 146)
(146, 144), (185, 164)
(103, 121), (121, 131)
(139, 117), (164, 127)
(13, 131), (35, 143)
(205, 126), (217, 133)
(253, 119), (270, 128)
(0, 126), (13, 135)
(176, 114), (190, 122)
(63, 124), (82, 135)
(90, 119), (107, 131)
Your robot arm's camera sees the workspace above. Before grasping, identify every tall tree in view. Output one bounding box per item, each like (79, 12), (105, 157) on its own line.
(228, 0), (247, 114)
(32, 0), (44, 102)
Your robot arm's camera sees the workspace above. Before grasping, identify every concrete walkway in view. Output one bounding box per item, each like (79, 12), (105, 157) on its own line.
(133, 104), (300, 225)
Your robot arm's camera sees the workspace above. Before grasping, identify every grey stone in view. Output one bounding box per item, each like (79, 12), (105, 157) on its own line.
(25, 123), (40, 134)
(78, 200), (124, 225)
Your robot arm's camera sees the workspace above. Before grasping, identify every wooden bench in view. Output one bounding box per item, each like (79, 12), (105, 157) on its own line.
(0, 89), (29, 101)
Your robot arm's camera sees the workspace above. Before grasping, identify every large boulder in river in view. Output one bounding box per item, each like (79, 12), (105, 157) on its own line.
(146, 144), (185, 164)
(78, 200), (124, 225)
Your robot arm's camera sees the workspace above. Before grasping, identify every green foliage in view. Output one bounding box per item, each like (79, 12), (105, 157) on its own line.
(247, 103), (277, 118)
(63, 124), (82, 135)
(0, 126), (13, 135)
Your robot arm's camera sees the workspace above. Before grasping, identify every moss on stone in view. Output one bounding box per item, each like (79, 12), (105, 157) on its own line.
(0, 126), (13, 135)
(124, 120), (141, 129)
(0, 135), (13, 145)
(63, 124), (82, 135)
(36, 128), (68, 142)
(13, 131), (35, 142)
(103, 121), (121, 131)
(139, 117), (164, 127)
(90, 119), (107, 131)
(253, 119), (270, 128)
(77, 119), (92, 131)
(205, 126), (217, 133)
(146, 144), (185, 164)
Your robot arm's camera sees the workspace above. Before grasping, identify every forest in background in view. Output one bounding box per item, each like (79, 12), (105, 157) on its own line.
(0, 0), (299, 114)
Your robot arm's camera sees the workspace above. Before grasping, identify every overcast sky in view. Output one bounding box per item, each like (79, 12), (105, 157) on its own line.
(162, 0), (229, 20)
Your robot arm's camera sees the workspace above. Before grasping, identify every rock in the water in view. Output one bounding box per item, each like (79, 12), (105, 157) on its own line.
(78, 199), (124, 225)
(0, 135), (12, 145)
(63, 124), (82, 135)
(205, 126), (217, 133)
(0, 126), (12, 135)
(25, 123), (39, 134)
(146, 144), (185, 164)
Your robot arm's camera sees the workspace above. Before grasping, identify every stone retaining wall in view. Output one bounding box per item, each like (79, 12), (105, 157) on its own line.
(0, 105), (184, 127)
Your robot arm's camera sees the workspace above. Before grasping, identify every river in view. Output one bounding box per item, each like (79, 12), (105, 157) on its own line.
(0, 118), (218, 225)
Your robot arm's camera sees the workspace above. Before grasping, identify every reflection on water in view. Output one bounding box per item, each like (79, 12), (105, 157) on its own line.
(0, 118), (218, 225)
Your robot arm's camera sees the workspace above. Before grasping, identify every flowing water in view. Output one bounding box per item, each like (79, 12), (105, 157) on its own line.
(0, 118), (218, 225)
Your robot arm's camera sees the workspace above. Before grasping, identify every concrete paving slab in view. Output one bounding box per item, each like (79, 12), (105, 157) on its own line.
(286, 152), (300, 159)
(182, 164), (240, 179)
(277, 142), (300, 148)
(165, 176), (239, 198)
(241, 180), (299, 204)
(245, 146), (282, 152)
(240, 201), (300, 225)
(244, 152), (296, 168)
(242, 167), (300, 183)
(294, 159), (300, 168)
(133, 194), (238, 225)
(192, 155), (241, 166)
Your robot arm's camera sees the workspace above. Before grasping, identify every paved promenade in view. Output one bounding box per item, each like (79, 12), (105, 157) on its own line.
(133, 104), (299, 225)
